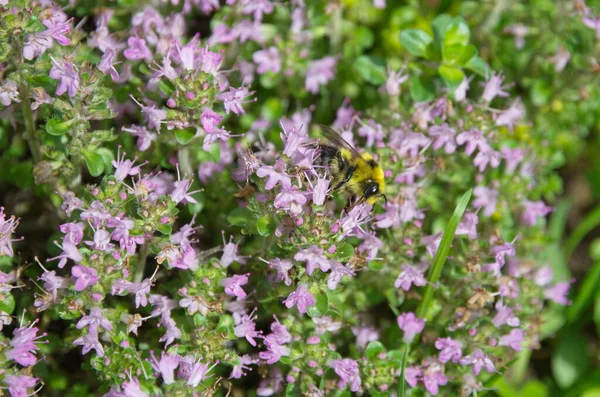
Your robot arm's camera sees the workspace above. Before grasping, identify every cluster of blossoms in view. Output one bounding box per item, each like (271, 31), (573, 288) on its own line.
(0, 0), (577, 395)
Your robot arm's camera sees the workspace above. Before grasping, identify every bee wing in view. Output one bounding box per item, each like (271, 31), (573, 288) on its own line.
(317, 124), (363, 160)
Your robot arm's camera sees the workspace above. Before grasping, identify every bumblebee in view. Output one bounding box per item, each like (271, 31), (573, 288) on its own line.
(315, 125), (386, 207)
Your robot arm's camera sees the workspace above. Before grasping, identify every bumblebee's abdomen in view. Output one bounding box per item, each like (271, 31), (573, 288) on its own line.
(316, 145), (355, 191)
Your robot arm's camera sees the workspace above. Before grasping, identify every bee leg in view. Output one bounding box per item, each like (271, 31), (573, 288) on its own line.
(344, 196), (356, 213)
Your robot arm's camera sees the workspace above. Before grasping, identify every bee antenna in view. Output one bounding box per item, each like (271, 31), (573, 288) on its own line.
(381, 194), (387, 205)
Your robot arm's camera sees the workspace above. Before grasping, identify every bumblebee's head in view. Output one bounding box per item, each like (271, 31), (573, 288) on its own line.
(364, 181), (386, 205)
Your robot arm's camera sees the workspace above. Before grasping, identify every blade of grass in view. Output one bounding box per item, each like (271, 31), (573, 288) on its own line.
(564, 204), (600, 262)
(566, 260), (600, 323)
(417, 188), (472, 319)
(549, 198), (570, 242)
(398, 344), (410, 397)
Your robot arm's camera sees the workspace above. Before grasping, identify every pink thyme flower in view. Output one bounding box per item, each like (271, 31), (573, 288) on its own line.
(459, 349), (496, 375)
(71, 265), (98, 291)
(0, 80), (20, 107)
(253, 47), (281, 74)
(435, 337), (463, 363)
(111, 276), (153, 308)
(5, 321), (46, 366)
(521, 200), (553, 226)
(456, 211), (479, 240)
(49, 57), (80, 97)
(545, 281), (571, 305)
(395, 264), (427, 291)
(123, 36), (152, 60)
(217, 86), (253, 115)
(0, 207), (22, 257)
(73, 327), (104, 357)
(235, 309), (263, 346)
(428, 124), (457, 153)
(492, 301), (520, 328)
(481, 72), (510, 102)
(456, 128), (489, 156)
(294, 246), (332, 275)
(454, 76), (472, 101)
(223, 274), (250, 298)
(159, 316), (182, 347)
(39, 270), (68, 301)
(256, 159), (292, 190)
(496, 99), (525, 130)
(351, 326), (379, 349)
(397, 312), (425, 343)
(472, 186), (499, 217)
(177, 356), (217, 387)
(112, 147), (146, 181)
(122, 125), (156, 152)
(501, 147), (525, 174)
(473, 147), (501, 172)
(499, 329), (524, 351)
(423, 363), (449, 395)
(98, 48), (119, 81)
(328, 261), (355, 290)
(305, 56), (337, 94)
(221, 233), (247, 267)
(404, 366), (422, 387)
(383, 68), (408, 96)
(230, 355), (257, 379)
(150, 351), (180, 385)
(122, 378), (149, 397)
(76, 307), (113, 332)
(274, 187), (307, 216)
(4, 375), (40, 397)
(283, 284), (315, 314)
(357, 119), (385, 148)
(200, 108), (223, 134)
(264, 258), (293, 285)
(130, 95), (167, 133)
(171, 169), (202, 205)
(259, 338), (290, 364)
(329, 359), (361, 392)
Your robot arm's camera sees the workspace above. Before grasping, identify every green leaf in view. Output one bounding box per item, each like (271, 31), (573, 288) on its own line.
(175, 128), (196, 145)
(520, 380), (549, 397)
(227, 207), (253, 227)
(366, 341), (385, 360)
(564, 204), (600, 262)
(0, 293), (15, 314)
(337, 242), (355, 261)
(217, 315), (234, 333)
(354, 56), (387, 85)
(46, 118), (74, 136)
(457, 44), (478, 66)
(81, 149), (105, 177)
(156, 224), (172, 235)
(417, 189), (472, 319)
(567, 260), (600, 323)
(551, 329), (591, 389)
(438, 65), (465, 91)
(285, 383), (295, 397)
(432, 14), (453, 42)
(96, 147), (115, 172)
(441, 43), (466, 65)
(399, 29), (432, 57)
(257, 215), (276, 237)
(307, 291), (329, 318)
(409, 76), (436, 102)
(259, 72), (282, 89)
(443, 17), (470, 47)
(464, 56), (489, 77)
(581, 389), (600, 397)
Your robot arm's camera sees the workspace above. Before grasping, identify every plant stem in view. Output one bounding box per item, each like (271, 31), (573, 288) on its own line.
(20, 84), (42, 163)
(134, 243), (149, 283)
(482, 0), (509, 33)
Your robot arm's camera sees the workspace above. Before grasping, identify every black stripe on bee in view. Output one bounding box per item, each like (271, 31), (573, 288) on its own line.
(315, 145), (339, 167)
(367, 159), (378, 168)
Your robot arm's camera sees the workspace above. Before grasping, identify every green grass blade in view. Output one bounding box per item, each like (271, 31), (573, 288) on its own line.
(398, 344), (410, 397)
(566, 260), (600, 324)
(564, 204), (600, 262)
(549, 198), (570, 242)
(417, 188), (472, 319)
